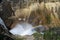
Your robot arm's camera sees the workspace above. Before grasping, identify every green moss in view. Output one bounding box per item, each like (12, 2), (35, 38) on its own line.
(44, 27), (60, 40)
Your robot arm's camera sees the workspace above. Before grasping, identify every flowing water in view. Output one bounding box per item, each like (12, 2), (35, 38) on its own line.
(0, 18), (8, 30)
(10, 22), (36, 36)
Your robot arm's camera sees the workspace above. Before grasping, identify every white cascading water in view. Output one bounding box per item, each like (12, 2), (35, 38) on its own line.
(0, 17), (8, 30)
(9, 22), (36, 36)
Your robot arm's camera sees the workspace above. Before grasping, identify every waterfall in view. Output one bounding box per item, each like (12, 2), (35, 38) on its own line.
(0, 18), (8, 30)
(10, 22), (36, 36)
